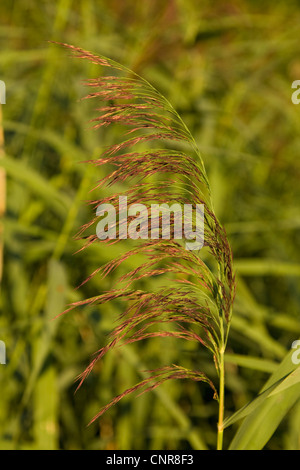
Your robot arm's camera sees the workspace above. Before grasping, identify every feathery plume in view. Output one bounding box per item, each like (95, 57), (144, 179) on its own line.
(57, 43), (236, 438)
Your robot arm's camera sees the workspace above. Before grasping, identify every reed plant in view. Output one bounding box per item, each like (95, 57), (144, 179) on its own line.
(1, 4), (300, 445)
(57, 43), (235, 450)
(56, 43), (300, 450)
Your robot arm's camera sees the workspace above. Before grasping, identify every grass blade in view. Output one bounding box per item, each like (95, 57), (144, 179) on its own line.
(226, 346), (300, 449)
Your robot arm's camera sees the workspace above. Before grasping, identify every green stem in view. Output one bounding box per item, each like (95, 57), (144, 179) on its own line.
(0, 104), (5, 286)
(217, 347), (225, 450)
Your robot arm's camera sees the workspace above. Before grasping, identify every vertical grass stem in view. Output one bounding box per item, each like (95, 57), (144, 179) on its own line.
(0, 104), (5, 285)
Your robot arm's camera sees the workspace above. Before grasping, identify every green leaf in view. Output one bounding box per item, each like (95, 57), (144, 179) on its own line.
(227, 346), (300, 449)
(33, 365), (59, 450)
(268, 367), (300, 397)
(234, 258), (300, 277)
(22, 259), (67, 405)
(223, 380), (281, 429)
(224, 353), (278, 373)
(0, 155), (71, 218)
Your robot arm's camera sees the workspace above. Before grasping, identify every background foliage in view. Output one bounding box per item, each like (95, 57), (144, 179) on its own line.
(0, 0), (300, 450)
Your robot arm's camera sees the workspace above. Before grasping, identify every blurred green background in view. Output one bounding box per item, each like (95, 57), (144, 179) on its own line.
(0, 0), (300, 450)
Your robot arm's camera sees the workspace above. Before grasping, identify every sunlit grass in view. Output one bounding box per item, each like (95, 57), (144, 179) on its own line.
(0, 0), (300, 450)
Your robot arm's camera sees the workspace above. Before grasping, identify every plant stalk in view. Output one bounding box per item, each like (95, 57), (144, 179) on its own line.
(0, 104), (5, 285)
(217, 347), (225, 450)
